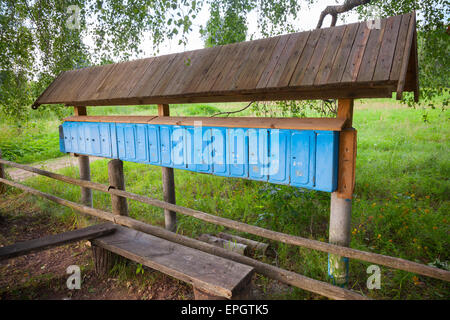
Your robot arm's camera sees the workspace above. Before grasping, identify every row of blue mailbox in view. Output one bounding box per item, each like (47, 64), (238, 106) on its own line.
(60, 121), (340, 192)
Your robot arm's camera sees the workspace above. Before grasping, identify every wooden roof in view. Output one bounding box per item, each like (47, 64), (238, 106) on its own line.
(33, 13), (418, 108)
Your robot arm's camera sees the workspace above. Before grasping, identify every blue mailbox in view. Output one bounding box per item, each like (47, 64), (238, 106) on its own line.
(60, 121), (340, 192)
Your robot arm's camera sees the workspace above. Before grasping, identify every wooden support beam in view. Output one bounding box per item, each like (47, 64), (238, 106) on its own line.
(336, 99), (356, 199)
(73, 106), (93, 207)
(93, 159), (129, 275)
(108, 159), (128, 216)
(0, 223), (116, 261)
(158, 104), (177, 232)
(329, 98), (355, 287)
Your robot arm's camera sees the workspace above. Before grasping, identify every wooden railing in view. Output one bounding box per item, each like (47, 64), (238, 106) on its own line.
(0, 156), (449, 300)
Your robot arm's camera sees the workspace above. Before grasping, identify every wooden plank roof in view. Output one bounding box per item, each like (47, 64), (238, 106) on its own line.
(33, 13), (418, 108)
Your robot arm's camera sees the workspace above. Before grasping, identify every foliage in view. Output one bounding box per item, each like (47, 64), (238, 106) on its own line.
(356, 0), (450, 109)
(0, 0), (448, 123)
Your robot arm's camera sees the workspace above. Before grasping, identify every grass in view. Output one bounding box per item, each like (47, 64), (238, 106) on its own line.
(0, 98), (449, 299)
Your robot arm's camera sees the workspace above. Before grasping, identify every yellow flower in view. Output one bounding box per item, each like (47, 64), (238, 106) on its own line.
(412, 276), (420, 285)
(377, 234), (381, 239)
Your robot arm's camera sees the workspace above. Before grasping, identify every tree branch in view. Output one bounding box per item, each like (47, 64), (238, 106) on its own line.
(316, 0), (371, 29)
(211, 101), (254, 117)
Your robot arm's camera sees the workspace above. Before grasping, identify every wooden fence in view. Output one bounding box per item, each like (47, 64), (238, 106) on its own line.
(0, 157), (449, 300)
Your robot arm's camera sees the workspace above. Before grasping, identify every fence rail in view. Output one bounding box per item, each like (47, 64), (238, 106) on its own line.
(0, 157), (449, 300)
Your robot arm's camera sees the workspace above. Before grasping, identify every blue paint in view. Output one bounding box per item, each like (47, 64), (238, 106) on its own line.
(60, 121), (340, 192)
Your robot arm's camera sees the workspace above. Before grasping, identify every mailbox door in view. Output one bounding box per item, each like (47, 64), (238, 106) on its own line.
(72, 122), (84, 154)
(269, 129), (290, 184)
(172, 126), (186, 169)
(228, 128), (248, 178)
(135, 124), (147, 162)
(290, 131), (315, 187)
(90, 123), (101, 155)
(62, 123), (72, 152)
(147, 125), (160, 164)
(160, 125), (172, 167)
(211, 127), (228, 176)
(195, 127), (212, 173)
(314, 131), (339, 192)
(124, 124), (136, 160)
(248, 128), (268, 181)
(99, 123), (112, 158)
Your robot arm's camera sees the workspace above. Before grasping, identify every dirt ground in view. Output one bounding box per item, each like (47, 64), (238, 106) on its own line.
(6, 155), (103, 182)
(0, 194), (195, 300)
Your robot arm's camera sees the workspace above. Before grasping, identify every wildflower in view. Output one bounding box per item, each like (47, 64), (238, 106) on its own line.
(389, 239), (393, 243)
(433, 226), (438, 230)
(424, 209), (430, 214)
(411, 194), (415, 198)
(372, 202), (377, 207)
(425, 195), (430, 199)
(377, 234), (381, 239)
(412, 276), (420, 285)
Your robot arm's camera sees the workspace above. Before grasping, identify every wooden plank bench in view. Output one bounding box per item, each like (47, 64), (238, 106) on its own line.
(91, 225), (254, 300)
(0, 223), (116, 261)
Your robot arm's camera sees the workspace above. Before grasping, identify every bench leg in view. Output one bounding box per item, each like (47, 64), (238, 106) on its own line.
(92, 245), (119, 276)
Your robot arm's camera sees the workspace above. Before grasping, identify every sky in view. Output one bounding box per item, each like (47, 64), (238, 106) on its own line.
(86, 0), (361, 59)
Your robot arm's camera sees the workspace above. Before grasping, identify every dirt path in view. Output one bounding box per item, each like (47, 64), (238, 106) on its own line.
(6, 156), (104, 181)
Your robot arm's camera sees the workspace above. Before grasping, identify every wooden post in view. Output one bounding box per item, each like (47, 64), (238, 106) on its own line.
(0, 149), (5, 194)
(328, 99), (356, 287)
(108, 159), (128, 216)
(158, 104), (177, 232)
(74, 106), (93, 207)
(93, 159), (128, 276)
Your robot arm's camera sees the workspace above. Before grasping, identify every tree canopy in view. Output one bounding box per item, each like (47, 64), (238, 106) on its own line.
(0, 0), (448, 122)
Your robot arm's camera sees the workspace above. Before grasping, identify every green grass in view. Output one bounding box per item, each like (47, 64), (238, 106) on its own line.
(1, 98), (449, 299)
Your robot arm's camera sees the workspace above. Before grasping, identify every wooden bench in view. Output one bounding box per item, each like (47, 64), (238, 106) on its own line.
(0, 223), (116, 261)
(91, 225), (254, 300)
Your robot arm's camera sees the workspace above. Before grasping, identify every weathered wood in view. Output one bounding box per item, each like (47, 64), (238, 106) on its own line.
(336, 129), (357, 199)
(1, 173), (449, 284)
(336, 98), (354, 129)
(336, 99), (356, 199)
(92, 225), (254, 299)
(73, 106), (93, 208)
(218, 232), (269, 256)
(108, 159), (128, 216)
(64, 115), (347, 131)
(33, 13), (417, 107)
(199, 234), (248, 255)
(396, 12), (416, 100)
(92, 244), (120, 276)
(158, 104), (177, 232)
(0, 223), (116, 261)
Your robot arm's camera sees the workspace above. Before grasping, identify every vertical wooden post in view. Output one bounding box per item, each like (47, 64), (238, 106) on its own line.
(93, 159), (128, 276)
(328, 99), (356, 287)
(108, 159), (128, 216)
(0, 149), (5, 194)
(158, 104), (177, 232)
(74, 106), (93, 207)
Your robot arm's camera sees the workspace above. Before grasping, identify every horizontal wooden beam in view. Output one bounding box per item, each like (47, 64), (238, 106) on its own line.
(0, 223), (116, 261)
(1, 160), (449, 283)
(63, 115), (346, 131)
